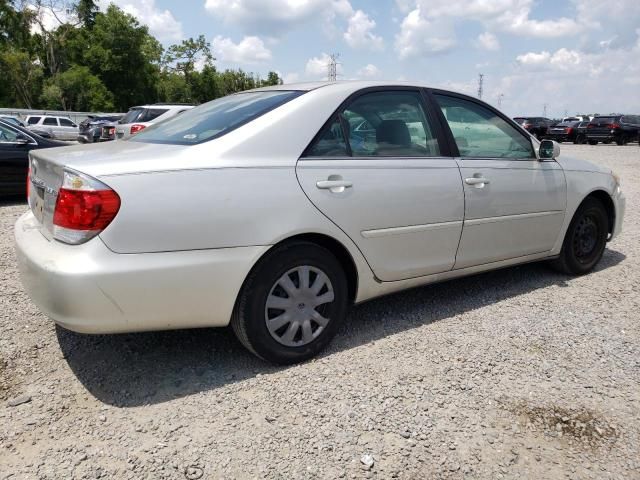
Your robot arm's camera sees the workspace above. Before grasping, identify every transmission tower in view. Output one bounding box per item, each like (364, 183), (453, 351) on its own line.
(477, 73), (484, 100)
(497, 93), (504, 108)
(543, 103), (548, 117)
(327, 53), (341, 82)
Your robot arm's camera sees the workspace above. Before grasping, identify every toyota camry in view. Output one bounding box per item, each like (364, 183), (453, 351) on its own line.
(15, 81), (625, 364)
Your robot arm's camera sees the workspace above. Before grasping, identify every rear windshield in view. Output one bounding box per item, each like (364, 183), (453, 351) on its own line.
(120, 108), (144, 124)
(592, 116), (617, 123)
(131, 91), (303, 145)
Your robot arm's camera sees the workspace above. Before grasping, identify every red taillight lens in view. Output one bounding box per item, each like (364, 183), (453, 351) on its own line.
(566, 127), (573, 134)
(587, 124), (594, 128)
(108, 127), (115, 135)
(52, 170), (120, 244)
(130, 124), (146, 134)
(53, 189), (120, 230)
(608, 123), (620, 129)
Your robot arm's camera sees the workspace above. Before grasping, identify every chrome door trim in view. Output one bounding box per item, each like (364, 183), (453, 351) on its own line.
(464, 210), (564, 226)
(361, 220), (463, 238)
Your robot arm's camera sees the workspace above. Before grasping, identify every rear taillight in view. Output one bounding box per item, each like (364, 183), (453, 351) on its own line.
(608, 123), (620, 129)
(108, 127), (115, 135)
(52, 170), (120, 244)
(587, 123), (595, 128)
(566, 127), (573, 134)
(26, 167), (31, 202)
(130, 124), (146, 134)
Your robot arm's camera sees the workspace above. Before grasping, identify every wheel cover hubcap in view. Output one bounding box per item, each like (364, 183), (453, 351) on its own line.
(573, 214), (598, 261)
(265, 266), (334, 347)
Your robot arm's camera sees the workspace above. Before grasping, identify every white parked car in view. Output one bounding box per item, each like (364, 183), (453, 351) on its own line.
(114, 103), (194, 140)
(15, 81), (625, 364)
(25, 115), (79, 141)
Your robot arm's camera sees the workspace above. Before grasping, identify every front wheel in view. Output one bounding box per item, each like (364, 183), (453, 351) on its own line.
(231, 242), (349, 364)
(588, 139), (598, 145)
(550, 197), (609, 275)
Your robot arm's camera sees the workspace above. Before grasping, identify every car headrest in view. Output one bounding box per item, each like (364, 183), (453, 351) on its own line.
(376, 120), (411, 147)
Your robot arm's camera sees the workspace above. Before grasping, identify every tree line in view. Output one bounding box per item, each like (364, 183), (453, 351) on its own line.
(0, 0), (283, 112)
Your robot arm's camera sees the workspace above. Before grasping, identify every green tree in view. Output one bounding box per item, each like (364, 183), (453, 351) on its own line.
(83, 5), (161, 110)
(75, 0), (98, 29)
(162, 35), (214, 102)
(40, 65), (114, 111)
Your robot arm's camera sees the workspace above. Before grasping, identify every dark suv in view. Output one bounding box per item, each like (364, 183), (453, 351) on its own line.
(586, 115), (640, 145)
(513, 117), (555, 139)
(545, 121), (581, 143)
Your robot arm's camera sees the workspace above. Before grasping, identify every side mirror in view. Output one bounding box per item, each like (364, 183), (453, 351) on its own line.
(15, 134), (30, 145)
(539, 139), (560, 160)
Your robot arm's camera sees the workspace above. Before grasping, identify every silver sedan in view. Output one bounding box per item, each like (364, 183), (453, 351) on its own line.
(15, 81), (625, 364)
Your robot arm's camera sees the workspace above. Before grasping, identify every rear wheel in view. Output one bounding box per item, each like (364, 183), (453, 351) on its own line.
(231, 242), (349, 364)
(550, 197), (609, 275)
(616, 137), (626, 146)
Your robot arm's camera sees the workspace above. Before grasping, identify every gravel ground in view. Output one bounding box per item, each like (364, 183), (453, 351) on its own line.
(1, 144), (639, 479)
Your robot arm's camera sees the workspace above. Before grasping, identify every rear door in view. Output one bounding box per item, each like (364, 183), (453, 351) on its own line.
(432, 92), (567, 269)
(41, 117), (59, 138)
(58, 118), (78, 140)
(0, 122), (31, 194)
(296, 88), (464, 282)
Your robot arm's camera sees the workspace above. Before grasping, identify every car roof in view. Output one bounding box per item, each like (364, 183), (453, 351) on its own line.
(250, 80), (440, 93)
(129, 104), (194, 109)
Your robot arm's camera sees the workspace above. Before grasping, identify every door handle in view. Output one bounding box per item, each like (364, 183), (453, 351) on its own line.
(316, 179), (353, 193)
(464, 177), (490, 186)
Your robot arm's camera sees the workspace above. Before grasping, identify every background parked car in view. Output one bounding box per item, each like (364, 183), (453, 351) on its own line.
(114, 103), (194, 140)
(0, 119), (66, 196)
(546, 121), (581, 143)
(0, 114), (27, 128)
(25, 115), (79, 141)
(513, 117), (555, 139)
(586, 115), (640, 145)
(77, 114), (123, 143)
(573, 121), (591, 144)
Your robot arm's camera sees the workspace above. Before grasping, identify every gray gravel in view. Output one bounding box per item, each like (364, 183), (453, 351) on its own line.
(1, 143), (639, 479)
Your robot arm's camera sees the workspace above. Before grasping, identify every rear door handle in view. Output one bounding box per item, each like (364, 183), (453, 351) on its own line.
(316, 180), (353, 193)
(464, 177), (490, 186)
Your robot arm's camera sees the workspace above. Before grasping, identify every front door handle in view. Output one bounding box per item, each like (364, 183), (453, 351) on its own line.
(464, 177), (490, 186)
(316, 179), (353, 193)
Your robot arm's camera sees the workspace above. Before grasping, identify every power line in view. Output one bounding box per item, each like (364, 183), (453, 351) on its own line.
(477, 73), (484, 100)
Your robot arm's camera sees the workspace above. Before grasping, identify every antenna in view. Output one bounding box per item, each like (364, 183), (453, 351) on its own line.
(477, 73), (484, 100)
(327, 53), (341, 82)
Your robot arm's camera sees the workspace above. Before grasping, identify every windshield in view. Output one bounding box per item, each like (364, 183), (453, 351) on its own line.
(131, 90), (303, 145)
(120, 108), (144, 124)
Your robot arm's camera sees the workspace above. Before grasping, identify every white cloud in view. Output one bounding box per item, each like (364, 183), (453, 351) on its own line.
(99, 0), (183, 41)
(204, 0), (354, 35)
(395, 8), (456, 59)
(516, 50), (551, 66)
(357, 64), (380, 78)
(305, 53), (343, 79)
(212, 36), (272, 64)
(477, 32), (500, 51)
(344, 10), (383, 51)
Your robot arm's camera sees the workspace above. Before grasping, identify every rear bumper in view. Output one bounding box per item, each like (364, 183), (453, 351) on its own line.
(14, 211), (268, 334)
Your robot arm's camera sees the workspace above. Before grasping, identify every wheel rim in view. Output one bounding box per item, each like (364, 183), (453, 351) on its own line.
(265, 266), (335, 347)
(572, 214), (599, 263)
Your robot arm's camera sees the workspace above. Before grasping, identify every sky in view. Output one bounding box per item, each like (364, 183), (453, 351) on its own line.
(81, 1), (640, 117)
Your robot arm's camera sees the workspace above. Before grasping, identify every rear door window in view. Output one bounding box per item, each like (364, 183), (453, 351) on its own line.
(43, 117), (58, 126)
(59, 118), (75, 127)
(27, 116), (41, 125)
(304, 116), (349, 157)
(120, 108), (144, 124)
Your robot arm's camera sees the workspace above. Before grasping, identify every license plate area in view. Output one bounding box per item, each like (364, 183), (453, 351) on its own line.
(32, 185), (45, 224)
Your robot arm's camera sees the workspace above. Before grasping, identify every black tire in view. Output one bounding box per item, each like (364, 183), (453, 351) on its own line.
(231, 241), (349, 364)
(588, 139), (598, 145)
(550, 197), (609, 275)
(603, 140), (612, 144)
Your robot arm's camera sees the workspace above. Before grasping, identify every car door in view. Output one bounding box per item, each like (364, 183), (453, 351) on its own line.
(0, 122), (32, 194)
(41, 117), (59, 138)
(296, 88), (464, 282)
(432, 92), (567, 269)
